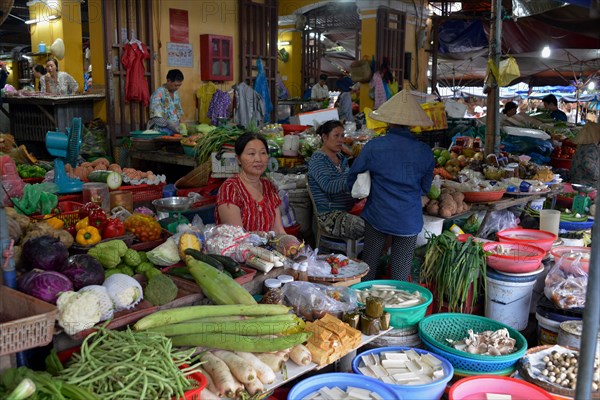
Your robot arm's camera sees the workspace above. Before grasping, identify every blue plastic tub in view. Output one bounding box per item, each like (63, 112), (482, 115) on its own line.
(559, 218), (595, 231)
(352, 346), (453, 400)
(350, 280), (433, 329)
(288, 373), (400, 400)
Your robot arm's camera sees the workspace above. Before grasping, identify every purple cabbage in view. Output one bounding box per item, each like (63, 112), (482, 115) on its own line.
(18, 269), (73, 304)
(23, 235), (69, 271)
(59, 254), (105, 290)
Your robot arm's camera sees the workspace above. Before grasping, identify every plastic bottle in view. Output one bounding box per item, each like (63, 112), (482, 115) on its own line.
(291, 263), (300, 280)
(297, 262), (308, 282)
(261, 278), (283, 304)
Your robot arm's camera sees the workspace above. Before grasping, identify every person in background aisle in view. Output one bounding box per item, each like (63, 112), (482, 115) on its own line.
(216, 132), (286, 234)
(571, 121), (600, 188)
(502, 101), (518, 117)
(335, 76), (355, 123)
(311, 73), (329, 101)
(0, 61), (8, 105)
(148, 69), (184, 135)
(542, 94), (567, 122)
(308, 120), (364, 240)
(40, 58), (78, 95)
(348, 90), (434, 282)
(32, 64), (46, 91)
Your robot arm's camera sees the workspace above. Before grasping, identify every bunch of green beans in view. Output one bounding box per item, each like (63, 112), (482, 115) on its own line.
(421, 231), (487, 313)
(194, 125), (246, 164)
(59, 327), (201, 400)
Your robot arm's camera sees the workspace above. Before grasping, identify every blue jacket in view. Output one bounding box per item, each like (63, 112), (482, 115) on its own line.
(348, 127), (434, 236)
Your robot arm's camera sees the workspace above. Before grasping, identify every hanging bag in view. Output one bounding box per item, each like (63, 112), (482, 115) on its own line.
(350, 56), (373, 83)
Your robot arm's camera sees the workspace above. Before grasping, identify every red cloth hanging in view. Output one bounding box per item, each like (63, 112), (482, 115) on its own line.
(121, 42), (150, 106)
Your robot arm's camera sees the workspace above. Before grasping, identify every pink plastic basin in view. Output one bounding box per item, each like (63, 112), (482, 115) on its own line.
(449, 376), (553, 400)
(483, 242), (545, 274)
(496, 228), (557, 252)
(550, 245), (591, 274)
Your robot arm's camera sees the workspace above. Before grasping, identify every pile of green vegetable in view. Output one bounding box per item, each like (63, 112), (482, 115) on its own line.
(58, 327), (202, 400)
(86, 239), (159, 279)
(193, 125), (246, 164)
(420, 232), (487, 313)
(17, 164), (47, 179)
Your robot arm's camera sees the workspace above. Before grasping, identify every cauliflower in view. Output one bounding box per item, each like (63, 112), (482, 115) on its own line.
(56, 291), (102, 335)
(79, 285), (114, 321)
(102, 273), (143, 311)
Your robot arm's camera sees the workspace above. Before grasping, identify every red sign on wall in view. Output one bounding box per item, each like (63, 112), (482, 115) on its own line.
(169, 9), (189, 43)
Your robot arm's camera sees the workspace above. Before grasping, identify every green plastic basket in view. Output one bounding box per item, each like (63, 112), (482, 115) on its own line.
(418, 313), (528, 362)
(351, 280), (432, 329)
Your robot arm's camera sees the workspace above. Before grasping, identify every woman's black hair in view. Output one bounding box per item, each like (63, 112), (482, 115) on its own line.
(502, 101), (518, 115)
(234, 132), (269, 156)
(46, 58), (59, 70)
(33, 64), (46, 75)
(167, 69), (184, 82)
(316, 120), (343, 138)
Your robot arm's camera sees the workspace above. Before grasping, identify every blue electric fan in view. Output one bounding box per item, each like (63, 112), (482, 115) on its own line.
(45, 117), (83, 193)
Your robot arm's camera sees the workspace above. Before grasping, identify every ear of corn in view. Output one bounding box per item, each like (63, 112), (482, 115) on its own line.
(178, 233), (201, 258)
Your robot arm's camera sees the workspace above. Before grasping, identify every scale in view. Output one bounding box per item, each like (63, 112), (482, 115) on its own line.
(152, 197), (193, 233)
(571, 184), (593, 214)
(45, 117), (83, 194)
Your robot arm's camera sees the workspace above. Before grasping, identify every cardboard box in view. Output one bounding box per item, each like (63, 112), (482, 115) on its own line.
(290, 108), (339, 126)
(210, 151), (239, 178)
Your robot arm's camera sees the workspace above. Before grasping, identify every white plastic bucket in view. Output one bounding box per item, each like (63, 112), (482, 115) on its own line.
(417, 215), (444, 247)
(536, 312), (562, 345)
(485, 271), (539, 331)
(529, 198), (545, 211)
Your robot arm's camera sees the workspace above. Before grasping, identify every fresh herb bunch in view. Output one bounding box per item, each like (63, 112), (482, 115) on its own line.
(420, 231), (487, 313)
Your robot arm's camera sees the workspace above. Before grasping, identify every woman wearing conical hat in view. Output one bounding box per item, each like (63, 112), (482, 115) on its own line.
(571, 121), (600, 188)
(348, 90), (435, 281)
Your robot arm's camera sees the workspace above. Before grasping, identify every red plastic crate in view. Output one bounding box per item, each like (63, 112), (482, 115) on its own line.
(58, 193), (84, 203)
(118, 182), (166, 203)
(30, 201), (83, 227)
(282, 124), (309, 135)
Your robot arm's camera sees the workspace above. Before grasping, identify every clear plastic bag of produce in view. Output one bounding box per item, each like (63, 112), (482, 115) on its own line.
(202, 224), (261, 262)
(298, 245), (331, 276)
(281, 281), (358, 321)
(478, 210), (519, 240)
(544, 254), (587, 309)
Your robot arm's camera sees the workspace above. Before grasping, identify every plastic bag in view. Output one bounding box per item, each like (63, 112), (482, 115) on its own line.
(81, 119), (109, 157)
(279, 190), (297, 228)
(299, 246), (331, 276)
(350, 57), (373, 83)
(479, 210), (519, 240)
(1, 155), (25, 205)
(498, 56), (520, 87)
(11, 183), (58, 215)
(202, 224), (256, 262)
(281, 281), (358, 321)
(351, 171), (371, 199)
(544, 255), (588, 309)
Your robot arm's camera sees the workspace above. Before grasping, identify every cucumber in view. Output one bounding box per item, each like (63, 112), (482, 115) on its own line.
(184, 249), (224, 271)
(208, 254), (242, 274)
(88, 170), (123, 189)
(165, 266), (194, 281)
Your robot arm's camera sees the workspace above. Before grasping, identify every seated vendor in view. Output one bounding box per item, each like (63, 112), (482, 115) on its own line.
(216, 132), (286, 234)
(311, 74), (329, 101)
(542, 94), (567, 122)
(307, 120), (364, 240)
(40, 58), (78, 95)
(148, 69), (184, 134)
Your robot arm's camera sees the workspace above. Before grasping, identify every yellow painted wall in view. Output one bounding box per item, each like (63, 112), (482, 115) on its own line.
(360, 9), (377, 111)
(88, 0), (106, 119)
(277, 28), (302, 98)
(152, 0), (239, 123)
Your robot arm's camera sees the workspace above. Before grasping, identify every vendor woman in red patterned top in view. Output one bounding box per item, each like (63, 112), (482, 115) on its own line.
(215, 132), (286, 233)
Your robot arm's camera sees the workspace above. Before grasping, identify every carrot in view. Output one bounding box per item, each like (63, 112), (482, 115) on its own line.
(256, 353), (286, 373)
(234, 351), (276, 384)
(212, 350), (256, 384)
(200, 352), (239, 398)
(289, 344), (312, 366)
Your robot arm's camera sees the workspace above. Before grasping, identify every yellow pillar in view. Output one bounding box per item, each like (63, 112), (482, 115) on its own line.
(359, 9), (377, 111)
(28, 0), (84, 91)
(277, 27), (303, 99)
(88, 0), (106, 119)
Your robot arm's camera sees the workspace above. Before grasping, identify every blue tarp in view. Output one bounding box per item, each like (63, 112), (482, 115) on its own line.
(438, 20), (488, 54)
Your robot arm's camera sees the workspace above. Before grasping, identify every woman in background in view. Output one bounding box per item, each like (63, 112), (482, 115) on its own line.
(32, 64), (46, 91)
(216, 132), (286, 234)
(40, 58), (78, 95)
(348, 90), (434, 282)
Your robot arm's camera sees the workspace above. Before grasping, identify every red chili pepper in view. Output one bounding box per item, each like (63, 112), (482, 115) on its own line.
(88, 209), (108, 231)
(102, 218), (125, 239)
(78, 202), (102, 220)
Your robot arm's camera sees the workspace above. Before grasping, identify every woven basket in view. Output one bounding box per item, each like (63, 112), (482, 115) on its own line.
(176, 160), (212, 188)
(418, 313), (528, 362)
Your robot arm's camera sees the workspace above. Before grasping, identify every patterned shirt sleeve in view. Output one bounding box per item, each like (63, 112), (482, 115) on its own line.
(149, 87), (166, 119)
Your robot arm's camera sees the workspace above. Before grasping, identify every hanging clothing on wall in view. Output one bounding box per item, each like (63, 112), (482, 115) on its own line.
(207, 89), (231, 125)
(253, 59), (272, 123)
(121, 41), (150, 106)
(369, 71), (387, 109)
(233, 82), (265, 127)
(196, 82), (217, 124)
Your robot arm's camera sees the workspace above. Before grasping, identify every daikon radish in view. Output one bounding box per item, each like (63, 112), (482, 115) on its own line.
(200, 388), (220, 400)
(256, 353), (286, 372)
(230, 375), (246, 398)
(245, 377), (265, 396)
(234, 351), (276, 384)
(213, 350), (257, 384)
(197, 366), (221, 396)
(289, 344), (312, 366)
(200, 352), (239, 398)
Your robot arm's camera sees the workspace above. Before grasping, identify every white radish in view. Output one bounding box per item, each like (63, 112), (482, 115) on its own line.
(245, 376), (265, 396)
(231, 375), (246, 398)
(200, 352), (239, 398)
(275, 350), (290, 361)
(200, 388), (220, 400)
(234, 351), (276, 384)
(289, 344), (312, 366)
(213, 350), (257, 384)
(197, 366), (221, 396)
(256, 353), (286, 372)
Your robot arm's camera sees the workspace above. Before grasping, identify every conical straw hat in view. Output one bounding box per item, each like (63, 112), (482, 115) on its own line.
(50, 38), (65, 60)
(572, 121), (600, 145)
(369, 89), (433, 127)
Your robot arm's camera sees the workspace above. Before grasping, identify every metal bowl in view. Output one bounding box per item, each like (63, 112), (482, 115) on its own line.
(152, 196), (193, 212)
